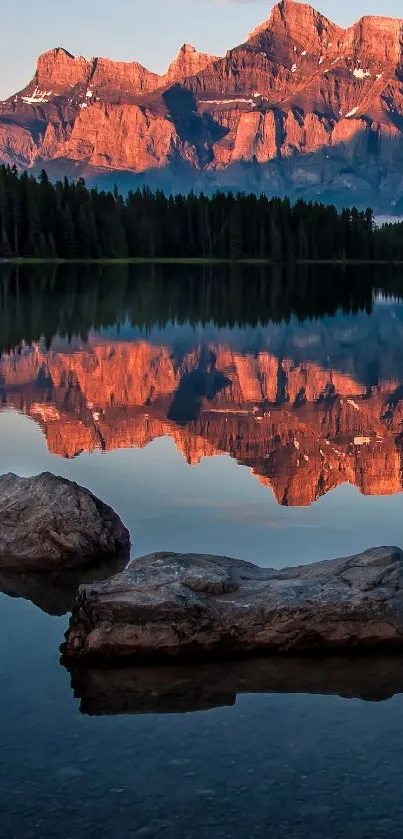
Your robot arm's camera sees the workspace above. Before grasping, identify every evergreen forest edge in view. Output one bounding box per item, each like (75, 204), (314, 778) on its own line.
(1, 164), (403, 261)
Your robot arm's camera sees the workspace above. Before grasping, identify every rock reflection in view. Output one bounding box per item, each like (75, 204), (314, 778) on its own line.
(0, 556), (128, 616)
(67, 656), (403, 715)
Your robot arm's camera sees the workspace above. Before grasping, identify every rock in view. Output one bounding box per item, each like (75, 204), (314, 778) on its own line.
(67, 654), (403, 715)
(35, 48), (92, 92)
(63, 546), (403, 661)
(165, 44), (219, 83)
(3, 1), (403, 208)
(0, 472), (130, 569)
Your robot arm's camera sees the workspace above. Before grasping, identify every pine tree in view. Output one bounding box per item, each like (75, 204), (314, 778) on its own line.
(0, 228), (11, 258)
(21, 178), (41, 256)
(0, 167), (10, 255)
(269, 215), (282, 261)
(63, 206), (77, 259)
(228, 204), (243, 259)
(297, 220), (309, 260)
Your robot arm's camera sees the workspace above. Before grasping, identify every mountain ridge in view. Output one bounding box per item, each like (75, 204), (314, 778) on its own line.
(2, 1), (403, 209)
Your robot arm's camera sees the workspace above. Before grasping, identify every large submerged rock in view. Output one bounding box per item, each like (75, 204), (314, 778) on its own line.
(0, 472), (130, 569)
(63, 547), (403, 661)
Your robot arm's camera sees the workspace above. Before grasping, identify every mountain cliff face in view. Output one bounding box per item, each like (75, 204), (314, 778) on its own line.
(2, 310), (403, 505)
(2, 1), (403, 208)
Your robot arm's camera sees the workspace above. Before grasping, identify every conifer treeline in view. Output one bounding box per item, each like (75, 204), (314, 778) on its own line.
(0, 163), (402, 260)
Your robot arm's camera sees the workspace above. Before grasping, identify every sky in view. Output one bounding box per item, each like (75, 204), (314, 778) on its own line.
(1, 0), (403, 100)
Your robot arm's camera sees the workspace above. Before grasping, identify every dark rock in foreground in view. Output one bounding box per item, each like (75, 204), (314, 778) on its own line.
(0, 472), (130, 569)
(63, 547), (403, 661)
(67, 655), (403, 715)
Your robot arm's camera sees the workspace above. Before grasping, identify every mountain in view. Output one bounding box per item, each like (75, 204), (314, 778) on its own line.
(2, 300), (403, 506)
(2, 1), (403, 208)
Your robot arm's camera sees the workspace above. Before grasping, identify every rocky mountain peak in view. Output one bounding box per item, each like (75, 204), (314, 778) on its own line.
(248, 0), (337, 39)
(3, 2), (403, 210)
(343, 14), (403, 67)
(35, 47), (91, 92)
(165, 42), (218, 81)
(180, 44), (198, 54)
(248, 0), (343, 58)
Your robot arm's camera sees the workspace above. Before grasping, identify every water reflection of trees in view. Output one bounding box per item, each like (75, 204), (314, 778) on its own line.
(0, 262), (400, 354)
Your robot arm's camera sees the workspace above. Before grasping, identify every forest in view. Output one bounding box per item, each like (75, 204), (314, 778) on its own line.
(1, 164), (403, 261)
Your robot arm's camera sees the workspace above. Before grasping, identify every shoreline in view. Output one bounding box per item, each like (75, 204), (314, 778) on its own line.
(2, 257), (403, 266)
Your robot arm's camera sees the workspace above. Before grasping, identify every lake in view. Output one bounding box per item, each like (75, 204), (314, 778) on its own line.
(1, 262), (403, 838)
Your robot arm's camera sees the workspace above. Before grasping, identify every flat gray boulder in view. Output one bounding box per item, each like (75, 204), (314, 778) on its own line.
(0, 472), (130, 569)
(63, 546), (403, 660)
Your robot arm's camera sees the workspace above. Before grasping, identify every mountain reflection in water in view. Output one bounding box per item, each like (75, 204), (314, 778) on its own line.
(1, 263), (403, 507)
(4, 263), (403, 839)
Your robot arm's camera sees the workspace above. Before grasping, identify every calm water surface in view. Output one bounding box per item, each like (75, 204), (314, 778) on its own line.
(1, 264), (403, 838)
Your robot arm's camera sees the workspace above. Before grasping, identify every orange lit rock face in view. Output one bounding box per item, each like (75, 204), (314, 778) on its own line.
(1, 335), (403, 506)
(164, 44), (220, 83)
(2, 1), (403, 206)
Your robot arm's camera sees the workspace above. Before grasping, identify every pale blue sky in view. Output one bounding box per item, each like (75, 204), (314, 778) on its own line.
(1, 0), (403, 100)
